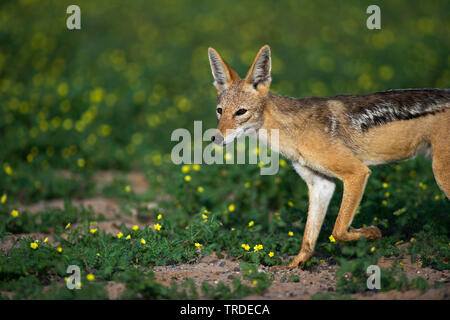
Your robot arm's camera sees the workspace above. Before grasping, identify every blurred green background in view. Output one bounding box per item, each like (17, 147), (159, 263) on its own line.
(0, 0), (449, 201)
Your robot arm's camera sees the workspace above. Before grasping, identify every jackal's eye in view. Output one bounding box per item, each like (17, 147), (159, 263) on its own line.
(216, 107), (222, 115)
(235, 108), (247, 116)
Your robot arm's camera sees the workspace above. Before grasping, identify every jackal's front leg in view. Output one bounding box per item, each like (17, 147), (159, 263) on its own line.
(288, 164), (336, 268)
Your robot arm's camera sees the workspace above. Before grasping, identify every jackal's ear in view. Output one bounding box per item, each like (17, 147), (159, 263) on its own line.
(208, 48), (240, 91)
(244, 45), (271, 94)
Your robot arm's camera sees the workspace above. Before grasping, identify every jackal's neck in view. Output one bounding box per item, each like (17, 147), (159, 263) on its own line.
(261, 93), (308, 131)
(259, 93), (310, 159)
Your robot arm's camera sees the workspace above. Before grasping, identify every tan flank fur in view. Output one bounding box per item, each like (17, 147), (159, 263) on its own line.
(207, 45), (450, 268)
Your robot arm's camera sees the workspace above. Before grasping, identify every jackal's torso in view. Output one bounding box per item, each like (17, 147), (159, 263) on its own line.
(262, 88), (450, 170)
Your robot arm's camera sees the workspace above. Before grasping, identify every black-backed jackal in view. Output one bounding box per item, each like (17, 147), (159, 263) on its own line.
(208, 45), (450, 268)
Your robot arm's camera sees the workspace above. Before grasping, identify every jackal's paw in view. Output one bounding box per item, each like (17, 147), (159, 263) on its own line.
(270, 265), (291, 271)
(350, 225), (382, 239)
(288, 260), (306, 269)
(270, 262), (304, 271)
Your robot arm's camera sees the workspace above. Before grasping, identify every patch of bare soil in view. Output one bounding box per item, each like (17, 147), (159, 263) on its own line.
(106, 281), (126, 300)
(0, 198), (158, 251)
(1, 171), (156, 252)
(152, 252), (338, 299)
(0, 232), (55, 253)
(151, 252), (449, 300)
(59, 170), (151, 195)
(92, 171), (150, 195)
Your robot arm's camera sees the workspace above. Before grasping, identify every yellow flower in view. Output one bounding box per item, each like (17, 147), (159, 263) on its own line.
(4, 165), (12, 176)
(241, 243), (250, 251)
(248, 221), (254, 227)
(30, 242), (38, 250)
(434, 195), (440, 201)
(418, 182), (427, 190)
(197, 186), (204, 193)
(181, 164), (190, 173)
(370, 247), (375, 253)
(184, 175), (191, 182)
(1, 194), (6, 204)
(203, 209), (211, 214)
(77, 158), (85, 168)
(90, 228), (98, 234)
(192, 164), (200, 171)
(57, 247), (63, 253)
(395, 240), (403, 246)
(43, 237), (48, 243)
(132, 225), (139, 231)
(288, 201), (294, 207)
(117, 232), (124, 239)
(154, 223), (162, 231)
(382, 183), (388, 189)
(279, 159), (286, 167)
(125, 235), (131, 240)
(86, 274), (95, 281)
(140, 238), (146, 245)
(57, 83), (69, 97)
(288, 231), (294, 237)
(244, 182), (251, 188)
(157, 214), (162, 220)
(125, 185), (131, 193)
(410, 237), (415, 243)
(329, 235), (336, 243)
(252, 280), (258, 286)
(10, 209), (19, 218)
(195, 242), (202, 248)
(231, 227), (235, 231)
(253, 244), (263, 252)
(381, 200), (388, 206)
(65, 223), (71, 229)
(228, 204), (235, 212)
(373, 217), (378, 221)
(202, 214), (208, 220)
(268, 252), (274, 257)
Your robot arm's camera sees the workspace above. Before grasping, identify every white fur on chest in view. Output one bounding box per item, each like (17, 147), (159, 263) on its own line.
(296, 156), (338, 179)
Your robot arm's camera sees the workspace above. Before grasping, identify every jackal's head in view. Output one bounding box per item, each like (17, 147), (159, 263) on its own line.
(208, 45), (272, 145)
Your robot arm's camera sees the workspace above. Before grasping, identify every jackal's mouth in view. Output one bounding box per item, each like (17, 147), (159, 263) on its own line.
(215, 124), (259, 146)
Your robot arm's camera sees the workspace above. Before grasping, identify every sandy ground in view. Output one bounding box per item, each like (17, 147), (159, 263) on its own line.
(1, 171), (449, 300)
(151, 252), (449, 300)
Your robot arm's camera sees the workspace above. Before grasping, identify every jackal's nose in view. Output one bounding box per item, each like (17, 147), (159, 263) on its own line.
(211, 133), (224, 145)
